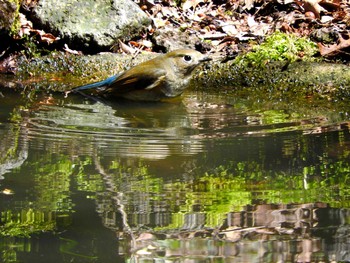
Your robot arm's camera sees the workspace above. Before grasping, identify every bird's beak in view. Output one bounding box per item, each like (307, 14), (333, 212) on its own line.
(199, 56), (212, 62)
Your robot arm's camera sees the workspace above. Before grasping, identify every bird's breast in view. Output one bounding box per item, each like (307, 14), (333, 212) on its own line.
(160, 75), (190, 98)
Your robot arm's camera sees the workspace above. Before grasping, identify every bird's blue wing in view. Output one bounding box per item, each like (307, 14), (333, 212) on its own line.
(73, 74), (121, 92)
(104, 66), (167, 94)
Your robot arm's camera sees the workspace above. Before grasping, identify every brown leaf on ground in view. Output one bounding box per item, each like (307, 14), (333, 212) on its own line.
(35, 31), (60, 44)
(303, 0), (326, 19)
(63, 44), (82, 55)
(0, 55), (17, 74)
(319, 0), (340, 12)
(318, 35), (350, 57)
(17, 13), (60, 44)
(118, 40), (137, 54)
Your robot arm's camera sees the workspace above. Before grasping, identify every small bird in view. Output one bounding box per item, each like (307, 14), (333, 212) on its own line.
(72, 49), (211, 101)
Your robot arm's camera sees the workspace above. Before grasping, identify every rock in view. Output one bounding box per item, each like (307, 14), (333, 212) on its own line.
(152, 25), (201, 52)
(0, 0), (20, 35)
(310, 27), (338, 44)
(31, 0), (151, 52)
(9, 51), (159, 92)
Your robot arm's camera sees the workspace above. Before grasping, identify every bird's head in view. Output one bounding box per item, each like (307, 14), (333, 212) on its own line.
(164, 49), (212, 77)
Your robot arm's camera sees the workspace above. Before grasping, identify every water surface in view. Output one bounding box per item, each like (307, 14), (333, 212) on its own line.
(1, 87), (350, 262)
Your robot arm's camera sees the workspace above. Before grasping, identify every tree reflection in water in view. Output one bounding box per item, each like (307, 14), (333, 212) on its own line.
(0, 90), (350, 262)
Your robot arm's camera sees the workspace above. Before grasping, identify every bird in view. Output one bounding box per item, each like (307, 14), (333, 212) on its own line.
(72, 49), (212, 101)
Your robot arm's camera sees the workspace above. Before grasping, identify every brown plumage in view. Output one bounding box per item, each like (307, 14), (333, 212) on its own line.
(73, 49), (211, 101)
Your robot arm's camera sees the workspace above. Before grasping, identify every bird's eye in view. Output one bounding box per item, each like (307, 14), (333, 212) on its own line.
(183, 55), (192, 62)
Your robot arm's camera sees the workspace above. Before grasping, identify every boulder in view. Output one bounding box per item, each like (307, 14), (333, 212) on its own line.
(31, 0), (151, 52)
(0, 0), (20, 35)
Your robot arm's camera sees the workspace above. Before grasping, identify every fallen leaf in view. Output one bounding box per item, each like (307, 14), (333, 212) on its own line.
(0, 55), (17, 74)
(40, 33), (60, 44)
(318, 36), (350, 57)
(303, 0), (327, 18)
(221, 24), (238, 36)
(182, 0), (203, 11)
(118, 40), (137, 54)
(63, 44), (82, 55)
(243, 0), (255, 10)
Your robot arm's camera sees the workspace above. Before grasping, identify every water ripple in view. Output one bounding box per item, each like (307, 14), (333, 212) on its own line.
(22, 92), (348, 158)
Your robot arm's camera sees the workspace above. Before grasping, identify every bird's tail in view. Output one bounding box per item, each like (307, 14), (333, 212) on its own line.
(72, 74), (119, 92)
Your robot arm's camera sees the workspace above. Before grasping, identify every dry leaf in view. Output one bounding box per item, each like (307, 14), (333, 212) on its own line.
(303, 0), (327, 18)
(0, 54), (17, 74)
(318, 36), (350, 57)
(118, 40), (137, 54)
(40, 33), (60, 44)
(221, 24), (238, 36)
(243, 0), (255, 10)
(63, 44), (82, 55)
(182, 0), (203, 11)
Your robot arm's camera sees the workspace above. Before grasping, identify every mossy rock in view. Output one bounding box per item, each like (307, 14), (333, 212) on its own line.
(0, 0), (20, 36)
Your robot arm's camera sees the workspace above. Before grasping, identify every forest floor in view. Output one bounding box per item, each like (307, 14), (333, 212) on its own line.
(1, 0), (350, 72)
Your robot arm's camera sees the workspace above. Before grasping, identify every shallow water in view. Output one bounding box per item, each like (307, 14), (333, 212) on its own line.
(1, 87), (350, 262)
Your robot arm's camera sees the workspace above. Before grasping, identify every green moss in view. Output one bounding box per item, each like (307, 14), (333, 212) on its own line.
(8, 0), (21, 36)
(19, 36), (49, 58)
(235, 31), (319, 67)
(16, 52), (158, 92)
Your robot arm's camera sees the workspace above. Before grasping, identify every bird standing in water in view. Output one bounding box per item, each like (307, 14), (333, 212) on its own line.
(72, 49), (211, 101)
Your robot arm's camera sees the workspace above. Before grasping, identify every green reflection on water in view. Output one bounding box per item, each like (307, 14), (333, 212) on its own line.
(0, 155), (74, 237)
(1, 89), (350, 262)
(0, 210), (56, 237)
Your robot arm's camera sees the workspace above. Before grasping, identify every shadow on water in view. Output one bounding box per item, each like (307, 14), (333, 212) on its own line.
(1, 86), (350, 262)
